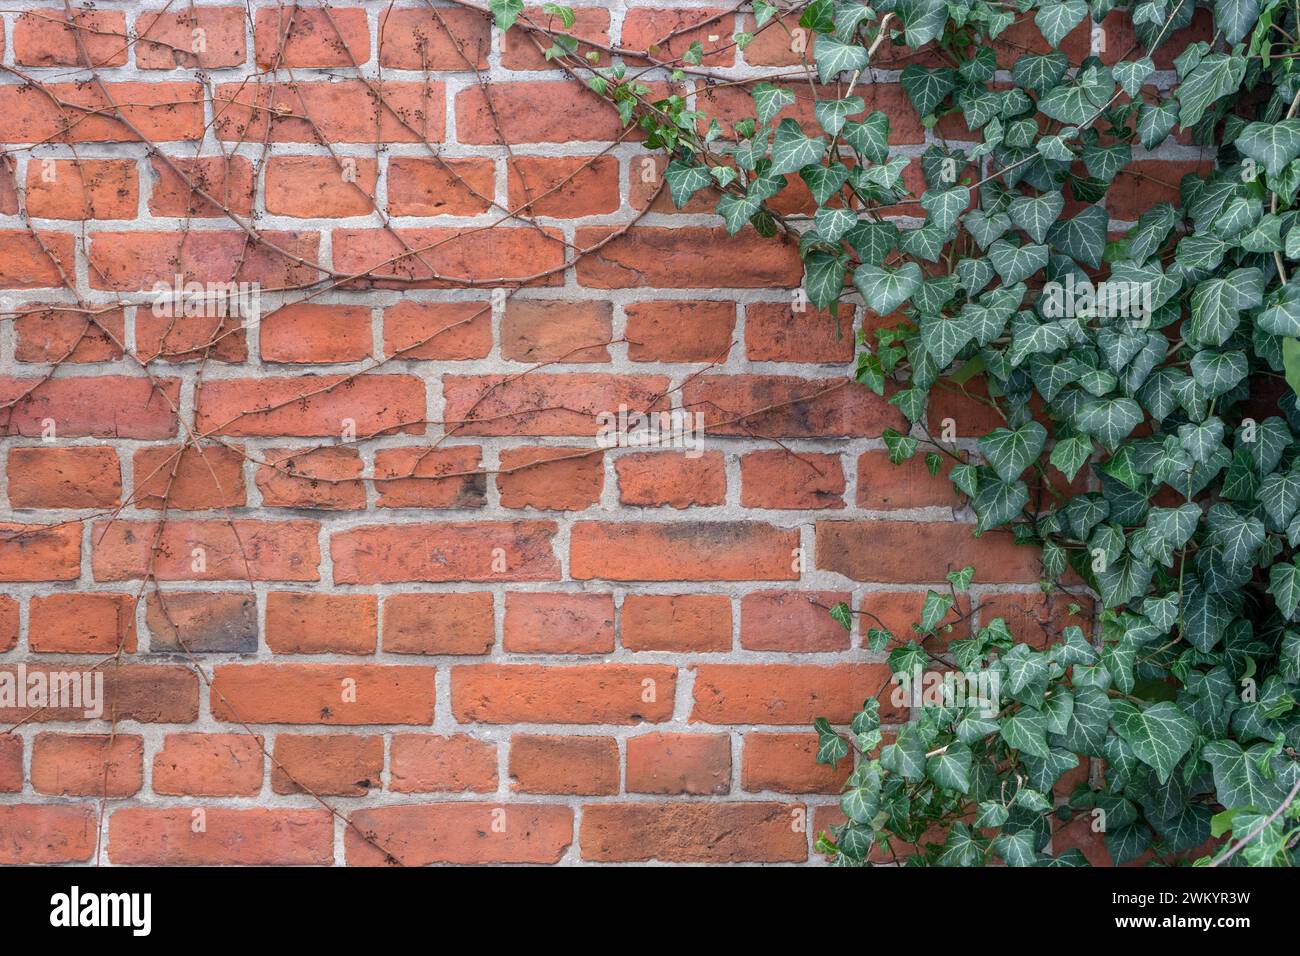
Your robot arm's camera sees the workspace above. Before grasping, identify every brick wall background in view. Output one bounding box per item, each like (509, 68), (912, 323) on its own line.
(0, 1), (1209, 864)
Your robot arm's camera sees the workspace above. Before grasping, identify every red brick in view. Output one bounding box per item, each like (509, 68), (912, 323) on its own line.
(0, 375), (179, 439)
(457, 81), (621, 144)
(816, 521), (1042, 583)
(382, 300), (493, 360)
(31, 733), (142, 796)
(146, 591), (257, 653)
(580, 803), (806, 862)
(14, 305), (125, 363)
(378, 7), (492, 69)
(626, 732), (730, 794)
(616, 451), (726, 508)
(0, 82), (204, 144)
(265, 592), (378, 654)
(501, 7), (610, 70)
(136, 8), (247, 69)
(214, 80), (443, 144)
(30, 593), (137, 653)
(623, 9), (736, 65)
(0, 598), (15, 652)
(740, 590), (851, 652)
(109, 808), (333, 865)
(1107, 160), (1216, 221)
(571, 521), (799, 581)
(132, 443), (246, 510)
(24, 159), (136, 219)
(857, 450), (963, 509)
(346, 804), (572, 865)
(452, 664), (676, 723)
(746, 302), (855, 362)
(577, 227), (802, 288)
(0, 664), (198, 723)
(261, 303), (373, 364)
(621, 594), (732, 652)
(741, 451), (845, 509)
(691, 663), (898, 723)
(504, 592), (615, 654)
(148, 156), (255, 218)
(8, 446), (120, 508)
(386, 157), (495, 216)
(332, 521), (559, 583)
(0, 805), (97, 863)
(374, 446), (486, 509)
(254, 7), (370, 68)
(0, 736), (22, 791)
(334, 226), (566, 289)
(0, 230), (73, 288)
(508, 156), (620, 217)
(135, 310), (247, 363)
(497, 446), (605, 510)
(152, 733), (264, 796)
(265, 156), (378, 218)
(383, 592), (495, 655)
(389, 734), (497, 793)
(89, 230), (320, 291)
(501, 300), (612, 363)
(256, 447), (367, 510)
(93, 519), (318, 582)
(979, 591), (1094, 650)
(13, 9), (127, 66)
(508, 734), (618, 795)
(0, 522), (81, 581)
(272, 734), (383, 795)
(196, 374), (424, 438)
(211, 664), (437, 725)
(684, 375), (903, 438)
(743, 732), (852, 793)
(625, 300), (736, 362)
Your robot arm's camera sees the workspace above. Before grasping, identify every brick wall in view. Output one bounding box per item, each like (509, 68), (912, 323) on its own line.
(0, 1), (1206, 864)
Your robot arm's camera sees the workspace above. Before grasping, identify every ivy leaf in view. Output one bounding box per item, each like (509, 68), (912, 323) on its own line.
(1113, 57), (1155, 97)
(900, 65), (956, 117)
(1009, 192), (1065, 244)
(1001, 706), (1052, 758)
(920, 186), (970, 232)
(964, 209), (1013, 250)
(1201, 740), (1300, 810)
(813, 35), (869, 83)
(1075, 397), (1143, 449)
(1047, 204), (1108, 269)
(1177, 53), (1246, 128)
(1011, 52), (1069, 94)
(926, 741), (973, 793)
(769, 118), (826, 175)
(801, 163), (850, 206)
(841, 112), (890, 163)
(1110, 701), (1197, 784)
(920, 314), (975, 367)
(803, 252), (846, 309)
(1038, 68), (1116, 125)
(973, 477), (1029, 531)
(1188, 268), (1265, 346)
(1034, 0), (1087, 48)
(814, 95), (865, 136)
(1137, 99), (1179, 149)
(980, 421), (1048, 482)
(751, 82), (796, 124)
(663, 160), (712, 208)
(853, 262), (922, 315)
(989, 239), (1050, 284)
(1270, 560), (1300, 620)
(1050, 433), (1093, 481)
(716, 192), (760, 234)
(814, 717), (850, 765)
(489, 0), (524, 29)
(1236, 120), (1300, 178)
(1215, 0), (1261, 45)
(896, 0), (950, 47)
(813, 206), (858, 243)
